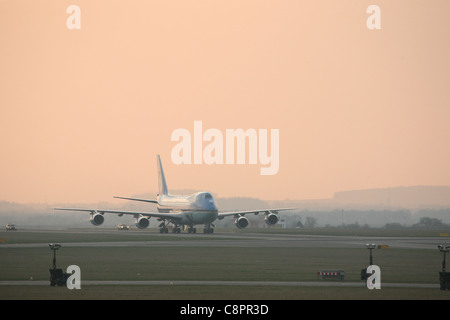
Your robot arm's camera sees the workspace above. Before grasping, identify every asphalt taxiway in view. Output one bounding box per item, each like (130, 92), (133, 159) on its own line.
(0, 229), (447, 250)
(0, 279), (439, 289)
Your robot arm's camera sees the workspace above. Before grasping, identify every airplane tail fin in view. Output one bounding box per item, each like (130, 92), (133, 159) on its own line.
(157, 154), (169, 196)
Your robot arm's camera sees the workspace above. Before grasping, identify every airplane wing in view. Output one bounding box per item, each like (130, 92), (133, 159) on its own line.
(113, 196), (158, 204)
(53, 207), (183, 221)
(217, 207), (297, 219)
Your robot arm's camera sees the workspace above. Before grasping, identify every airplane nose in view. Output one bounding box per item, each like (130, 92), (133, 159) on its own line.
(208, 200), (217, 210)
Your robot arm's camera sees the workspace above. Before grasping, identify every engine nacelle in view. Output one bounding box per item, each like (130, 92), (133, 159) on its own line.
(265, 212), (279, 225)
(135, 216), (150, 229)
(235, 216), (249, 229)
(90, 213), (104, 226)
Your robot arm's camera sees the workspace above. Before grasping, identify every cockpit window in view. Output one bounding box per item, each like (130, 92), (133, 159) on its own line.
(195, 193), (213, 202)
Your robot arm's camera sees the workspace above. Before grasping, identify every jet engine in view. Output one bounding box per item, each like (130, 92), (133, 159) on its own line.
(135, 216), (150, 229)
(264, 212), (279, 225)
(90, 213), (104, 226)
(235, 216), (249, 229)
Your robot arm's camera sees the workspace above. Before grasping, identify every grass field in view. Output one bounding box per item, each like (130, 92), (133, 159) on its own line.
(0, 228), (449, 300)
(0, 246), (443, 283)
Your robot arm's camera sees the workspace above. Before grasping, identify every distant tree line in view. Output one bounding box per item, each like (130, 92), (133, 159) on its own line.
(293, 216), (450, 230)
(384, 217), (449, 229)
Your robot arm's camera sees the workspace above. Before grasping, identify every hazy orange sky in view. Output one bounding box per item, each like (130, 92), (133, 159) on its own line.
(1, 0), (449, 204)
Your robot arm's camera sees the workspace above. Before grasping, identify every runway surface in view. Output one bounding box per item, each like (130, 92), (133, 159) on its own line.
(0, 229), (447, 250)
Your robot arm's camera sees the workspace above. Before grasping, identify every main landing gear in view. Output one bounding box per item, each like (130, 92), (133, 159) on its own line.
(203, 223), (214, 234)
(187, 225), (213, 234)
(159, 226), (182, 233)
(158, 222), (214, 234)
(187, 226), (197, 234)
(159, 223), (181, 233)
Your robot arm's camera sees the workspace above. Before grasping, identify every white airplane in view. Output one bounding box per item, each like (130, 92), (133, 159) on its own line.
(54, 155), (296, 234)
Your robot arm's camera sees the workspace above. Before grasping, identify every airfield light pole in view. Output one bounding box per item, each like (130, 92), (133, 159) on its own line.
(49, 243), (61, 270)
(361, 244), (377, 281)
(438, 245), (450, 272)
(366, 243), (377, 265)
(438, 245), (450, 290)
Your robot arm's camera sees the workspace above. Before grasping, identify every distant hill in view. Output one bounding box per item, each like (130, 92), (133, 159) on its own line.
(267, 186), (450, 210)
(333, 186), (450, 208)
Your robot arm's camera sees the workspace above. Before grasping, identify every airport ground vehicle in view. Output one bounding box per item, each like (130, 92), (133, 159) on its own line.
(117, 224), (129, 231)
(6, 224), (17, 231)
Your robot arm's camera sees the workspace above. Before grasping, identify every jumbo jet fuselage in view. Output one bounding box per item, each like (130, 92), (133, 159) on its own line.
(156, 192), (219, 225)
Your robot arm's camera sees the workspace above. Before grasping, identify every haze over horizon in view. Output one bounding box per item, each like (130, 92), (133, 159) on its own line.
(2, 186), (450, 212)
(1, 1), (449, 204)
